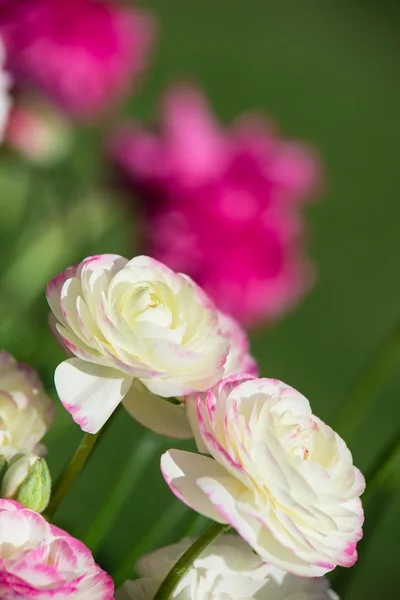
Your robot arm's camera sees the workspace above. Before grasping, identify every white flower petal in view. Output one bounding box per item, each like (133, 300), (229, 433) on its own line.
(122, 380), (193, 439)
(54, 358), (133, 433)
(117, 532), (337, 600)
(161, 449), (232, 524)
(46, 265), (77, 326)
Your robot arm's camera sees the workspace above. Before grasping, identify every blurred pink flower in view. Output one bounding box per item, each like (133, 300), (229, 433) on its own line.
(0, 0), (153, 119)
(112, 86), (323, 328)
(5, 96), (73, 164)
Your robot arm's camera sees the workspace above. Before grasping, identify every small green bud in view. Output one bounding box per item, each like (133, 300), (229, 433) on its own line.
(1, 453), (51, 513)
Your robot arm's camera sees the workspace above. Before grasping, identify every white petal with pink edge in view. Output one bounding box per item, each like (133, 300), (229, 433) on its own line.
(162, 376), (365, 577)
(55, 358), (133, 433)
(161, 449), (232, 524)
(47, 254), (233, 434)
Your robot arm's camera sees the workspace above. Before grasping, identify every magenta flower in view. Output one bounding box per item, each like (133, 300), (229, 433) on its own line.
(0, 499), (115, 598)
(112, 86), (323, 328)
(0, 0), (153, 119)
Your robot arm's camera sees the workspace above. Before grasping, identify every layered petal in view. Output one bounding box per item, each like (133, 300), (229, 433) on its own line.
(55, 358), (132, 433)
(0, 500), (114, 598)
(117, 534), (337, 600)
(48, 254), (231, 434)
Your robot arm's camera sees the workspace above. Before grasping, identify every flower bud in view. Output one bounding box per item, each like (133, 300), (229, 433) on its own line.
(1, 453), (51, 513)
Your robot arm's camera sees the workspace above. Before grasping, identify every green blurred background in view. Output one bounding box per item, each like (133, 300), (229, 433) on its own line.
(0, 0), (399, 597)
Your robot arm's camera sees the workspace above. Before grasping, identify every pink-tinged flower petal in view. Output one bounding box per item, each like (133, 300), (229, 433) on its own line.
(161, 449), (233, 524)
(48, 313), (74, 358)
(46, 265), (77, 326)
(54, 358), (133, 433)
(47, 253), (229, 434)
(0, 500), (114, 598)
(122, 380), (193, 439)
(164, 376), (364, 577)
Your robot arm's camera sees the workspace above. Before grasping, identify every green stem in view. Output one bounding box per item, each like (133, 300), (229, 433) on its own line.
(113, 501), (186, 588)
(46, 430), (103, 520)
(81, 434), (161, 552)
(335, 324), (400, 440)
(153, 522), (231, 600)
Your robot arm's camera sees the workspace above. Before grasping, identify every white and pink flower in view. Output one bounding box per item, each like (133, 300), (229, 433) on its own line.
(116, 535), (338, 600)
(47, 254), (236, 434)
(0, 499), (114, 598)
(161, 376), (365, 577)
(0, 351), (54, 459)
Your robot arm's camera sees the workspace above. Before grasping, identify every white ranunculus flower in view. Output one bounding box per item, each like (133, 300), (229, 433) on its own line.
(0, 352), (54, 459)
(116, 535), (338, 600)
(0, 36), (11, 143)
(47, 255), (231, 434)
(161, 376), (365, 577)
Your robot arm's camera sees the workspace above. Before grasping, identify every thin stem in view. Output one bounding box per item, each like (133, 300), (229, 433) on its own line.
(153, 522), (231, 600)
(113, 501), (186, 588)
(334, 323), (400, 440)
(46, 430), (103, 520)
(81, 434), (161, 552)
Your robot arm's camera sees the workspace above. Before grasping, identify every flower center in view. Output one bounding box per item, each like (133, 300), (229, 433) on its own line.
(276, 411), (318, 462)
(120, 284), (172, 329)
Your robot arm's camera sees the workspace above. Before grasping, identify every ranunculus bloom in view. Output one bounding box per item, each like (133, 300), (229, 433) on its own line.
(161, 376), (365, 577)
(47, 254), (235, 434)
(112, 86), (322, 327)
(116, 535), (338, 600)
(0, 499), (114, 598)
(0, 352), (54, 459)
(0, 0), (153, 119)
(0, 36), (11, 142)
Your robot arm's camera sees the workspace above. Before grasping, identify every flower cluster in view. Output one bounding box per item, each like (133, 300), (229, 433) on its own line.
(112, 86), (322, 328)
(0, 251), (364, 598)
(0, 0), (369, 597)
